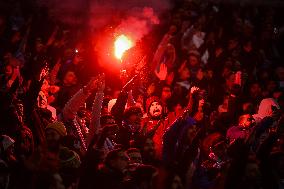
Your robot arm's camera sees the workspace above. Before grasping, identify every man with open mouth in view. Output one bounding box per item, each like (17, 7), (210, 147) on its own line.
(141, 96), (172, 159)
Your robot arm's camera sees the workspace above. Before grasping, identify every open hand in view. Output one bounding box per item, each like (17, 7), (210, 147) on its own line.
(190, 86), (200, 94)
(155, 63), (168, 81)
(39, 66), (49, 81)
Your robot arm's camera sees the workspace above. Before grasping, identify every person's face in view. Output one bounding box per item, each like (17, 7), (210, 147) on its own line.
(187, 125), (197, 142)
(245, 162), (261, 182)
(250, 83), (261, 96)
(215, 47), (223, 57)
(213, 142), (227, 160)
(111, 151), (129, 172)
(6, 145), (15, 158)
(198, 99), (205, 107)
(128, 151), (142, 164)
(196, 69), (204, 80)
(45, 129), (61, 150)
(210, 111), (218, 126)
(174, 104), (183, 117)
(37, 92), (47, 108)
(260, 71), (269, 81)
(276, 67), (284, 80)
(20, 133), (32, 154)
(189, 55), (199, 67)
(4, 53), (12, 62)
(207, 70), (214, 79)
(240, 115), (254, 128)
(161, 87), (172, 101)
(221, 65), (229, 76)
(179, 66), (190, 80)
(41, 79), (50, 92)
(15, 103), (24, 117)
(35, 41), (44, 52)
(242, 102), (253, 114)
(137, 95), (144, 104)
(226, 73), (235, 88)
(128, 113), (142, 127)
(5, 65), (13, 77)
(113, 90), (120, 99)
(228, 39), (238, 50)
(149, 102), (163, 117)
(171, 175), (183, 189)
(73, 54), (83, 65)
(11, 32), (21, 43)
(266, 80), (277, 92)
(244, 42), (252, 52)
(52, 173), (65, 189)
(102, 105), (109, 115)
(143, 138), (155, 158)
(63, 71), (77, 85)
(106, 125), (118, 141)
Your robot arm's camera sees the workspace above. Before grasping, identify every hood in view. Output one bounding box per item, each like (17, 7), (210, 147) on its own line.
(253, 98), (280, 120)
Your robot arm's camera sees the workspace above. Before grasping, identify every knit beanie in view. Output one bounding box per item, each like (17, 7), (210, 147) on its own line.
(46, 121), (67, 137)
(0, 135), (15, 153)
(145, 96), (162, 113)
(59, 147), (81, 169)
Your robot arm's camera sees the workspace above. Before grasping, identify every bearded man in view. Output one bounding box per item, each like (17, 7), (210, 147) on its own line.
(141, 96), (171, 159)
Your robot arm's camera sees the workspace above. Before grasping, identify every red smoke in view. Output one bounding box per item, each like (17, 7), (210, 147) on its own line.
(116, 7), (159, 43)
(38, 0), (171, 72)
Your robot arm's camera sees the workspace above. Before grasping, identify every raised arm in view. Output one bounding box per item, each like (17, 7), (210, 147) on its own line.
(152, 33), (172, 70)
(24, 68), (48, 116)
(111, 90), (128, 124)
(87, 75), (105, 146)
(49, 58), (61, 85)
(62, 77), (99, 121)
(111, 74), (137, 123)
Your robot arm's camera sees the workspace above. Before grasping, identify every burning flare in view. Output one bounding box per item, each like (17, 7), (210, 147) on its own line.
(114, 35), (133, 60)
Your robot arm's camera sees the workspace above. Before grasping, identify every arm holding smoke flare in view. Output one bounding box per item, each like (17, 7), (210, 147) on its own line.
(120, 70), (136, 107)
(127, 90), (136, 107)
(87, 75), (105, 147)
(111, 91), (128, 124)
(111, 74), (138, 123)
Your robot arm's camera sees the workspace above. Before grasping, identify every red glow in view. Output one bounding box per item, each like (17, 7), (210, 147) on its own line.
(114, 35), (133, 60)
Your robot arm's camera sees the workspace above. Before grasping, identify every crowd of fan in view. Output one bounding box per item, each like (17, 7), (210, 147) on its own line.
(0, 0), (284, 189)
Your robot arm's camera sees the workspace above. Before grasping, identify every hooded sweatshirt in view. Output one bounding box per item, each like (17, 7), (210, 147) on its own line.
(253, 98), (280, 124)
